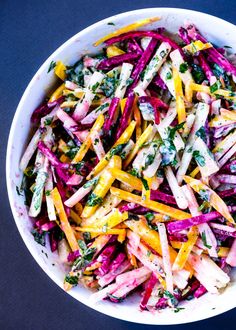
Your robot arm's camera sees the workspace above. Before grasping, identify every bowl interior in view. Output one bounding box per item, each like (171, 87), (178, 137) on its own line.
(6, 7), (236, 325)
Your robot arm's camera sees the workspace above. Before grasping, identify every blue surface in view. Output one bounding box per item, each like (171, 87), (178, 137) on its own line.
(1, 0), (236, 328)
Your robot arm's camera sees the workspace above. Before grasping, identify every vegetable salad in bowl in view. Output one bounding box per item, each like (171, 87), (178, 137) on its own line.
(19, 16), (236, 312)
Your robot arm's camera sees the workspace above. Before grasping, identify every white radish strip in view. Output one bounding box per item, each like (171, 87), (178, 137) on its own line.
(133, 86), (147, 97)
(29, 155), (48, 217)
(136, 42), (172, 90)
(176, 103), (210, 184)
(83, 67), (93, 87)
(170, 49), (193, 85)
(157, 223), (174, 293)
(91, 133), (106, 160)
(165, 167), (188, 209)
(143, 151), (162, 178)
(120, 140), (135, 159)
(183, 113), (196, 138)
(132, 146), (150, 173)
(188, 253), (229, 293)
(20, 129), (41, 171)
(65, 80), (80, 90)
(226, 238), (236, 267)
(112, 274), (151, 298)
(214, 130), (236, 161)
(74, 130), (89, 142)
(210, 222), (236, 232)
(192, 137), (219, 177)
(156, 100), (177, 137)
(45, 167), (56, 221)
(64, 182), (95, 207)
(200, 255), (230, 285)
(159, 61), (175, 97)
(127, 230), (141, 250)
(182, 184), (218, 258)
(192, 246), (204, 255)
(73, 71), (105, 121)
(141, 37), (152, 50)
(115, 63), (133, 99)
(98, 260), (131, 287)
(40, 105), (59, 127)
(218, 142), (236, 168)
(173, 131), (185, 152)
(56, 108), (78, 132)
(211, 99), (221, 116)
(194, 271), (218, 294)
(80, 102), (109, 125)
(90, 283), (120, 303)
(116, 266), (151, 284)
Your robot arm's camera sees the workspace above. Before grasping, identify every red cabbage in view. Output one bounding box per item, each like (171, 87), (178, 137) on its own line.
(38, 141), (69, 169)
(152, 73), (167, 90)
(41, 221), (57, 231)
(194, 284), (207, 298)
(151, 190), (177, 205)
(127, 39), (143, 55)
(222, 160), (236, 173)
(105, 31), (183, 53)
(103, 97), (120, 133)
(178, 27), (191, 44)
(49, 230), (58, 252)
(115, 91), (135, 139)
(96, 244), (117, 276)
(217, 174), (236, 184)
(218, 188), (236, 198)
(67, 250), (81, 262)
(97, 53), (140, 71)
(139, 96), (168, 124)
(31, 102), (51, 124)
(168, 233), (188, 242)
(155, 297), (168, 309)
(127, 38), (158, 90)
(47, 95), (64, 108)
(140, 272), (158, 310)
(167, 207), (236, 233)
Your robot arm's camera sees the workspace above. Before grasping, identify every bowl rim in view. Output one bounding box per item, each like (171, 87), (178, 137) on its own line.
(6, 7), (236, 325)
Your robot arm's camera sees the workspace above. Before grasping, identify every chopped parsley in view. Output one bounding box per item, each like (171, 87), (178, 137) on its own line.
(201, 231), (212, 249)
(83, 177), (99, 189)
(230, 164), (236, 172)
(145, 212), (155, 222)
(193, 150), (206, 167)
(179, 62), (188, 73)
(109, 143), (126, 157)
(91, 81), (99, 93)
(64, 274), (79, 285)
(86, 193), (103, 206)
(16, 185), (23, 196)
(72, 240), (96, 271)
(107, 22), (115, 26)
(48, 60), (56, 73)
(141, 177), (149, 190)
(199, 189), (211, 202)
(31, 229), (46, 246)
(191, 63), (205, 84)
(166, 71), (172, 80)
(174, 307), (185, 313)
(196, 126), (207, 143)
(210, 80), (221, 93)
(163, 290), (178, 307)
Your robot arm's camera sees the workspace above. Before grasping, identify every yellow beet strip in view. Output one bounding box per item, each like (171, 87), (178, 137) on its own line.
(72, 113), (104, 163)
(51, 188), (79, 251)
(94, 17), (160, 46)
(81, 155), (121, 218)
(110, 187), (191, 220)
(86, 120), (136, 179)
(184, 176), (235, 223)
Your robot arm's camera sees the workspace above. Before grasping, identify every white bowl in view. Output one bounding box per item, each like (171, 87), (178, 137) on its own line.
(6, 7), (236, 325)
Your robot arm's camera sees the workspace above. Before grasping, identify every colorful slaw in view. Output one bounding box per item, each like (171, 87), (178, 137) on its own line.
(19, 17), (236, 312)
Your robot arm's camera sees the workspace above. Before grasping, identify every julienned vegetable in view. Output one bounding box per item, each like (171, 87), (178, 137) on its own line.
(20, 17), (236, 312)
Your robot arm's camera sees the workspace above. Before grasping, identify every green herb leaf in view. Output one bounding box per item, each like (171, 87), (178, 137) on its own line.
(193, 150), (206, 167)
(168, 122), (185, 141)
(64, 274), (79, 285)
(141, 177), (149, 190)
(107, 22), (115, 26)
(201, 231), (212, 249)
(109, 143), (126, 157)
(199, 189), (211, 202)
(16, 186), (23, 196)
(83, 177), (99, 189)
(145, 212), (155, 221)
(191, 64), (205, 84)
(48, 61), (56, 73)
(86, 193), (103, 206)
(210, 80), (221, 93)
(196, 126), (207, 143)
(163, 290), (178, 307)
(166, 71), (172, 80)
(174, 307), (185, 313)
(31, 229), (46, 246)
(179, 62), (188, 73)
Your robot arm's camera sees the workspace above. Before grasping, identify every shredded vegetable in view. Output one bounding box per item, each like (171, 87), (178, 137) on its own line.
(20, 18), (236, 312)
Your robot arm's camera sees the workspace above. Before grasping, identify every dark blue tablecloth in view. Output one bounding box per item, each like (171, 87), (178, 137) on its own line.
(1, 0), (236, 328)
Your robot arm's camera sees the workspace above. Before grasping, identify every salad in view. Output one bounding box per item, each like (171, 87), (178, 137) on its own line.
(19, 17), (236, 312)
